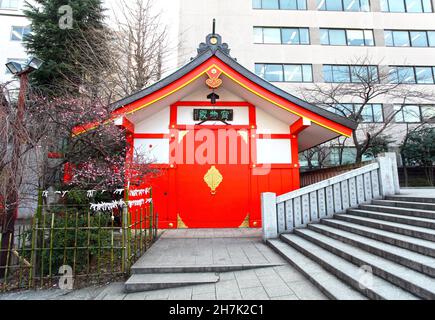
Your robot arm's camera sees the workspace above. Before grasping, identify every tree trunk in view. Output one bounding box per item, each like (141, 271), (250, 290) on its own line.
(400, 152), (409, 187)
(355, 148), (363, 164)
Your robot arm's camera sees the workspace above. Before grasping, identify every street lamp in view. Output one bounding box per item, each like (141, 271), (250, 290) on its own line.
(6, 56), (44, 76)
(5, 61), (23, 75)
(0, 56), (44, 278)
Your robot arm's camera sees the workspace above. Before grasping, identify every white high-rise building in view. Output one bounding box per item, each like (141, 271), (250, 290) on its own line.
(175, 0), (435, 166)
(0, 0), (32, 84)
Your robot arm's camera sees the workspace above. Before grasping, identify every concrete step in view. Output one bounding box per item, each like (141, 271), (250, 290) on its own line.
(293, 228), (435, 299)
(335, 214), (435, 242)
(307, 223), (435, 277)
(279, 234), (418, 300)
(124, 273), (219, 293)
(372, 199), (435, 212)
(267, 239), (367, 300)
(131, 263), (281, 274)
(321, 219), (435, 258)
(386, 195), (435, 204)
(360, 204), (435, 219)
(347, 209), (435, 230)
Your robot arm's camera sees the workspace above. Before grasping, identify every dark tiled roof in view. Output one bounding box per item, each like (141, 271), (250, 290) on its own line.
(112, 34), (357, 130)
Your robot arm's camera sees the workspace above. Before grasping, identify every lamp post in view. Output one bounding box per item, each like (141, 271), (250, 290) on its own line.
(0, 57), (44, 278)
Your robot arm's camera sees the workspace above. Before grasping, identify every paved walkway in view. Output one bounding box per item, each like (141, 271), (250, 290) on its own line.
(0, 228), (328, 300)
(0, 265), (327, 300)
(131, 228), (283, 269)
(400, 188), (435, 198)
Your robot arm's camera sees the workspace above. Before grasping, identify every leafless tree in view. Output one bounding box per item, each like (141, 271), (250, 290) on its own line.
(300, 145), (331, 170)
(298, 56), (435, 163)
(110, 0), (168, 96)
(65, 0), (169, 101)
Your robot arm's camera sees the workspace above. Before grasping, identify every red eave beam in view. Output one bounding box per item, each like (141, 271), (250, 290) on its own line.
(290, 117), (311, 136)
(114, 116), (135, 133)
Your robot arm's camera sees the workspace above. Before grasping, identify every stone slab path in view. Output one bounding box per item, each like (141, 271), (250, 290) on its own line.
(0, 228), (327, 300)
(0, 266), (327, 300)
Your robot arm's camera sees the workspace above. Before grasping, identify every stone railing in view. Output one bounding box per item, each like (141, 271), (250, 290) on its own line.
(261, 153), (400, 241)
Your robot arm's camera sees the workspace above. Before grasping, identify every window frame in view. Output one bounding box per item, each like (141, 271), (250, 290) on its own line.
(255, 63), (313, 83)
(320, 28), (375, 46)
(420, 105), (435, 122)
(253, 0), (307, 10)
(323, 64), (379, 83)
(385, 29), (435, 47)
(10, 25), (31, 42)
(328, 103), (385, 123)
(0, 0), (19, 10)
(254, 26), (311, 45)
(381, 0), (433, 13)
(389, 65), (435, 84)
(317, 0), (371, 12)
(393, 105), (423, 123)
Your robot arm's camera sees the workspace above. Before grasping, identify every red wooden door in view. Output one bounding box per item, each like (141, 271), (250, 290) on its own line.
(175, 128), (251, 228)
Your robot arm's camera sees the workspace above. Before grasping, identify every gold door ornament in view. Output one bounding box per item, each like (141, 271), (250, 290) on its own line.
(203, 165), (223, 195)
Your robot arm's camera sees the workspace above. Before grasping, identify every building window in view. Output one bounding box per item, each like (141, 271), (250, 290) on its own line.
(359, 104), (384, 122)
(321, 28), (374, 46)
(0, 0), (19, 9)
(328, 103), (384, 122)
(255, 63), (313, 82)
(323, 65), (379, 83)
(421, 105), (435, 121)
(254, 27), (310, 44)
(11, 26), (31, 41)
(381, 0), (432, 13)
(252, 0), (307, 10)
(389, 66), (435, 84)
(394, 105), (435, 122)
(317, 0), (370, 11)
(394, 105), (422, 122)
(330, 148), (357, 165)
(385, 30), (435, 47)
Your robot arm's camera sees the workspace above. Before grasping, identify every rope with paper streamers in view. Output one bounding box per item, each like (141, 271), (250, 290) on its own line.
(89, 198), (152, 212)
(41, 187), (151, 198)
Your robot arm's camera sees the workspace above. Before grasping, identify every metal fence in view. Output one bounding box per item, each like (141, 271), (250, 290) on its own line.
(0, 193), (157, 292)
(299, 162), (371, 188)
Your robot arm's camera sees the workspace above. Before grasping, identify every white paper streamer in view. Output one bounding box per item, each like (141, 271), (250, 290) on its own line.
(41, 188), (151, 198)
(113, 189), (124, 195)
(129, 188), (151, 197)
(86, 190), (96, 198)
(89, 198), (152, 211)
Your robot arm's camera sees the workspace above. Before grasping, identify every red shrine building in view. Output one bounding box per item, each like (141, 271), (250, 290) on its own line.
(74, 32), (356, 229)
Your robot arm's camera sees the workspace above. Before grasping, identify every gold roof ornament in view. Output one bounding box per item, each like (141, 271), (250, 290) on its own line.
(203, 165), (223, 195)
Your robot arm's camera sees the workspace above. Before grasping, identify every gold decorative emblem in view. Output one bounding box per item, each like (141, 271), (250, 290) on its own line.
(205, 67), (223, 89)
(177, 214), (188, 229)
(203, 165), (223, 195)
(239, 213), (250, 228)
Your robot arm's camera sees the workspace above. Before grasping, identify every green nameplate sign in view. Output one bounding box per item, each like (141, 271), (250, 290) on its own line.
(193, 109), (234, 122)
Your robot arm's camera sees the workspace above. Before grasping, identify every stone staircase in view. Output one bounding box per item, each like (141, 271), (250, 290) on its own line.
(268, 195), (435, 300)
